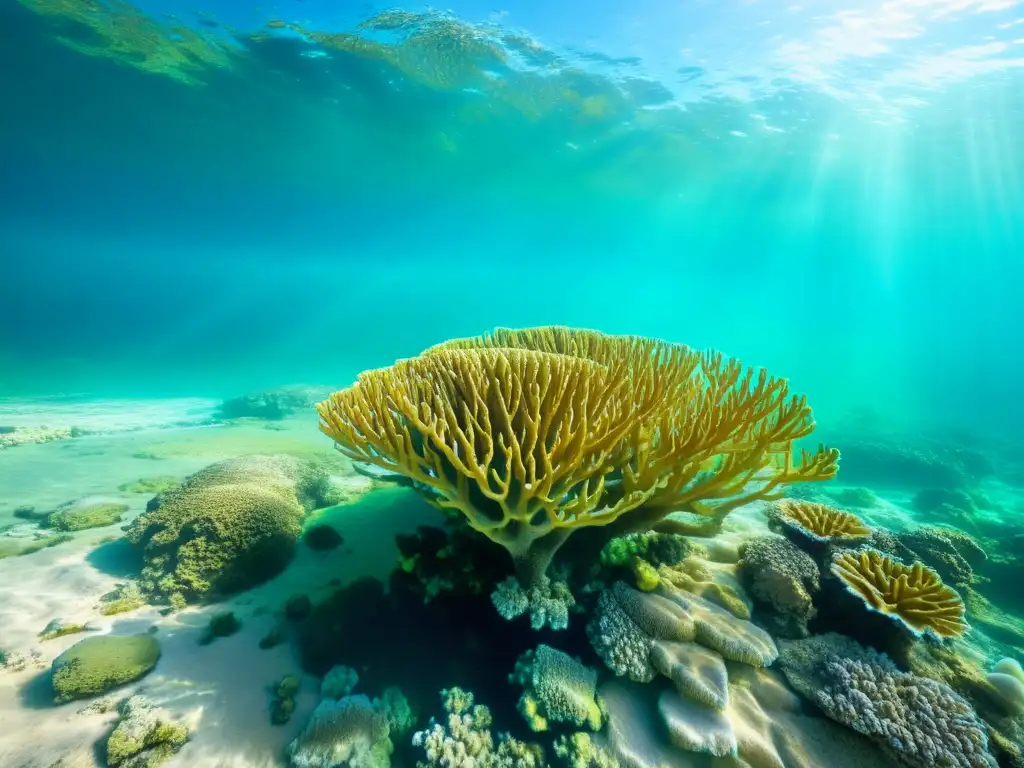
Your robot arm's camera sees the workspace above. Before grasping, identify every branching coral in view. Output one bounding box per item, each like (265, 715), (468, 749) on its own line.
(412, 687), (544, 767)
(771, 500), (870, 544)
(830, 549), (967, 639)
(318, 327), (837, 621)
(510, 645), (602, 732)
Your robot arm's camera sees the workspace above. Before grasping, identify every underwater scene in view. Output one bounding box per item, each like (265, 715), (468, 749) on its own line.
(2, 0), (1024, 767)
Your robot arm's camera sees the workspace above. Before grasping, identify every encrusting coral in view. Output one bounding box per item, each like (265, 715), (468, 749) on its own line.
(779, 634), (996, 768)
(318, 326), (838, 626)
(830, 549), (968, 639)
(510, 645), (602, 732)
(412, 687), (544, 767)
(739, 535), (820, 638)
(588, 580), (776, 712)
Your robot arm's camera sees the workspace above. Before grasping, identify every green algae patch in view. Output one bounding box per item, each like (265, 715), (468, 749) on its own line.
(52, 634), (160, 703)
(49, 503), (129, 532)
(106, 696), (189, 767)
(119, 477), (181, 495)
(99, 582), (148, 616)
(18, 533), (74, 556)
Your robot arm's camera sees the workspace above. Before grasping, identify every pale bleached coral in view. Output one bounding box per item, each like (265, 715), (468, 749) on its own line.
(987, 658), (1024, 716)
(779, 634), (995, 768)
(412, 687), (543, 767)
(491, 575), (575, 631)
(510, 645), (601, 732)
(288, 694), (392, 768)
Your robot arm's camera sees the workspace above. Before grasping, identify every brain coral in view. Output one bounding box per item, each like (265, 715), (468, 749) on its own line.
(51, 634), (161, 703)
(830, 549), (967, 639)
(125, 456), (311, 603)
(773, 500), (870, 544)
(739, 535), (821, 638)
(318, 327), (838, 627)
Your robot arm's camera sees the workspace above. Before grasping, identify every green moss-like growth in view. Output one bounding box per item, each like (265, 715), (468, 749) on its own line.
(304, 523), (344, 551)
(600, 531), (694, 569)
(118, 477), (181, 495)
(99, 582), (148, 616)
(270, 675), (301, 725)
(285, 594), (312, 621)
(106, 696), (189, 767)
(49, 503), (128, 532)
(199, 611), (241, 645)
(39, 620), (89, 642)
(18, 533), (74, 556)
(124, 456), (314, 603)
(51, 635), (160, 703)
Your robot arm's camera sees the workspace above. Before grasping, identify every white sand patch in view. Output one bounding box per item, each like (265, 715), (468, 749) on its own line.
(0, 397), (218, 434)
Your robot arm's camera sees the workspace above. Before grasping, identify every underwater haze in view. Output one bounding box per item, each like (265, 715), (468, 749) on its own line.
(1, 0), (1022, 436)
(3, 3), (1024, 768)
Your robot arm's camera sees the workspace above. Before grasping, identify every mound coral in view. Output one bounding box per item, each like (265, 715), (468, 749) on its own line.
(779, 634), (995, 768)
(987, 658), (1024, 716)
(288, 694), (393, 768)
(510, 645), (602, 732)
(106, 695), (189, 767)
(895, 526), (986, 589)
(412, 687), (544, 767)
(771, 499), (870, 544)
(52, 634), (161, 703)
(830, 549), (967, 639)
(125, 455), (315, 602)
(739, 535), (821, 638)
(318, 327), (837, 624)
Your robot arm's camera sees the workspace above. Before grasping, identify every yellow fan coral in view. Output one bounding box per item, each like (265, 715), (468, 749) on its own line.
(830, 549), (968, 639)
(318, 328), (838, 588)
(773, 500), (870, 543)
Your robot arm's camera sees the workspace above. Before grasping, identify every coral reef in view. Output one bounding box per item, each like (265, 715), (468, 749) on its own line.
(412, 687), (544, 767)
(217, 386), (330, 421)
(779, 634), (996, 768)
(599, 531), (695, 569)
(288, 694), (393, 768)
(272, 676), (301, 725)
(105, 695), (189, 767)
(987, 658), (1024, 716)
(51, 634), (161, 703)
(118, 476), (181, 495)
(491, 575), (576, 631)
(48, 502), (129, 532)
(98, 582), (148, 616)
(510, 645), (602, 732)
(396, 523), (510, 604)
(39, 618), (90, 642)
(286, 595), (313, 621)
(322, 665), (360, 700)
(317, 327), (837, 625)
(587, 580), (777, 703)
(552, 732), (619, 768)
(771, 500), (871, 547)
(124, 455), (315, 602)
(825, 486), (879, 509)
(830, 549), (967, 639)
(739, 535), (820, 638)
(895, 526), (986, 589)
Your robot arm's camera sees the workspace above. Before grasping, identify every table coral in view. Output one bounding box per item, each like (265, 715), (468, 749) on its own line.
(830, 549), (967, 639)
(510, 645), (602, 732)
(771, 499), (871, 546)
(318, 327), (838, 627)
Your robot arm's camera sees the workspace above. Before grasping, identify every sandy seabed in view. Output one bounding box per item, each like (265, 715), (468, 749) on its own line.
(0, 400), (435, 768)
